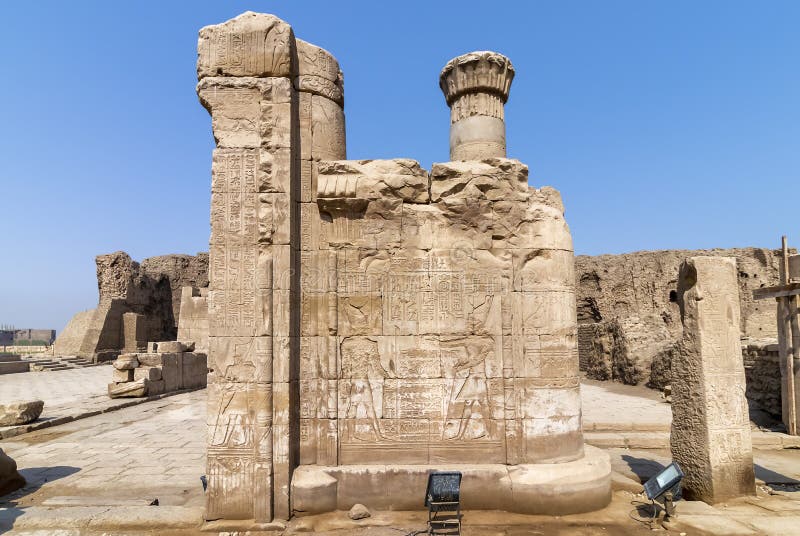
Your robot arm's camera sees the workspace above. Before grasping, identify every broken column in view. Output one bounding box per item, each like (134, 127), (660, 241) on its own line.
(439, 51), (514, 161)
(672, 257), (755, 503)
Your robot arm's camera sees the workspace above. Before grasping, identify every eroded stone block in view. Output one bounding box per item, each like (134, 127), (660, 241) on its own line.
(671, 257), (755, 503)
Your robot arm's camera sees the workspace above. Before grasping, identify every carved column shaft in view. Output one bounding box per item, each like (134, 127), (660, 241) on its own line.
(440, 51), (514, 161)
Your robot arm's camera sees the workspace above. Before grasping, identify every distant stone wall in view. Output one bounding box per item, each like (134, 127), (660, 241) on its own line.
(575, 247), (785, 388)
(743, 340), (782, 418)
(576, 247), (784, 339)
(53, 310), (95, 356)
(0, 329), (56, 345)
(57, 251), (209, 360)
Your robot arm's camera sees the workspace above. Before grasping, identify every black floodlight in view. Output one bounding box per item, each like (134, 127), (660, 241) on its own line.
(425, 471), (462, 535)
(425, 471), (461, 506)
(644, 462), (684, 501)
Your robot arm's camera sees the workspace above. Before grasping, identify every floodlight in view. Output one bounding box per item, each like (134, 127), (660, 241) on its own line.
(425, 471), (462, 535)
(644, 462), (684, 501)
(642, 462), (684, 525)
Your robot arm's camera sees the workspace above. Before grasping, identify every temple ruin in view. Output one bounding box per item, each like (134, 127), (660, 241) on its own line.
(197, 11), (611, 526)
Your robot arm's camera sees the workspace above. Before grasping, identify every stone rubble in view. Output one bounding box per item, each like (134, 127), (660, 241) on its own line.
(107, 342), (207, 398)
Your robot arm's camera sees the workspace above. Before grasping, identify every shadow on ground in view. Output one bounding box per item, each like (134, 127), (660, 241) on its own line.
(0, 465), (80, 532)
(621, 455), (665, 483)
(755, 463), (800, 487)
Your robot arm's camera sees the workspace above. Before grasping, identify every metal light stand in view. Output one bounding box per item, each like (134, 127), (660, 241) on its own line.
(649, 485), (678, 529)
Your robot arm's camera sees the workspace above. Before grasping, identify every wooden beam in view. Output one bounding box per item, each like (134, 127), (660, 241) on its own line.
(780, 297), (798, 435)
(753, 283), (800, 300)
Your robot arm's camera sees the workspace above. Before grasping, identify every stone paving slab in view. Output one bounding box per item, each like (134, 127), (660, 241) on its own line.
(2, 378), (800, 534)
(581, 379), (672, 432)
(0, 390), (206, 523)
(0, 366), (202, 439)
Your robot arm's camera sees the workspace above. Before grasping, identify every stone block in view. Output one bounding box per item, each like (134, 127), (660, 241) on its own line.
(136, 353), (164, 366)
(154, 341), (191, 353)
(160, 353), (183, 392)
(0, 361), (29, 375)
(107, 378), (165, 398)
(0, 447), (25, 496)
(122, 312), (147, 352)
(134, 366), (163, 381)
(197, 12), (293, 79)
(113, 354), (139, 370)
(182, 353), (208, 389)
(0, 400), (44, 426)
(112, 368), (134, 383)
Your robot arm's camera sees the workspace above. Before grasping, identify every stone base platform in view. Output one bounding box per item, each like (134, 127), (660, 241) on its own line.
(291, 445), (611, 516)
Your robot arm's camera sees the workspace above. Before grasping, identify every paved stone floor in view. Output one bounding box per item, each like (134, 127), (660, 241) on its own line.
(1, 380), (800, 534)
(0, 367), (111, 408)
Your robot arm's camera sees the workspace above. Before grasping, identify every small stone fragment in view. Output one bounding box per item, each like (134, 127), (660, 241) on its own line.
(154, 341), (189, 353)
(0, 400), (44, 426)
(348, 503), (371, 520)
(112, 368), (134, 383)
(113, 354), (139, 370)
(134, 366), (163, 381)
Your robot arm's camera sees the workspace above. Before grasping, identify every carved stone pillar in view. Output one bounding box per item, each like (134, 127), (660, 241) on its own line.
(439, 51), (515, 161)
(197, 11), (296, 524)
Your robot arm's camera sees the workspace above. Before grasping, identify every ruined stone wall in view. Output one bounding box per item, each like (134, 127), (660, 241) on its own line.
(55, 251), (209, 359)
(576, 248), (784, 338)
(95, 251), (209, 340)
(575, 248), (785, 388)
(743, 340), (782, 418)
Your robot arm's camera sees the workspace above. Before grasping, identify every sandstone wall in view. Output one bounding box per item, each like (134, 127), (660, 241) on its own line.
(576, 248), (784, 338)
(743, 340), (782, 418)
(53, 310), (95, 356)
(575, 248), (785, 388)
(59, 251), (209, 360)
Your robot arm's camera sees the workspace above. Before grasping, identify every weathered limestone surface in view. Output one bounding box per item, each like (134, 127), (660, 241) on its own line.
(671, 257), (755, 503)
(52, 309), (95, 356)
(743, 340), (782, 417)
(303, 157), (584, 469)
(0, 448), (25, 496)
(122, 312), (147, 353)
(576, 248), (786, 387)
(577, 315), (671, 386)
(177, 286), (209, 354)
(0, 400), (44, 426)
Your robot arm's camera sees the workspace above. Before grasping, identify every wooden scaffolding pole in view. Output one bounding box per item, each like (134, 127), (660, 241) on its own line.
(781, 236), (797, 435)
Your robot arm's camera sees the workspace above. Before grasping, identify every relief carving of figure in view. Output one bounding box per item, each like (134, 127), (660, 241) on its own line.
(211, 386), (253, 448)
(341, 337), (386, 441)
(441, 338), (494, 440)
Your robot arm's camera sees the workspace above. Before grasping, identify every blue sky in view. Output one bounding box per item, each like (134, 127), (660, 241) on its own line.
(1, 1), (798, 332)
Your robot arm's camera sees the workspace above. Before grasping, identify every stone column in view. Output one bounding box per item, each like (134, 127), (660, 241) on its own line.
(439, 51), (515, 161)
(671, 257), (755, 503)
(295, 39), (345, 469)
(197, 11), (297, 524)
